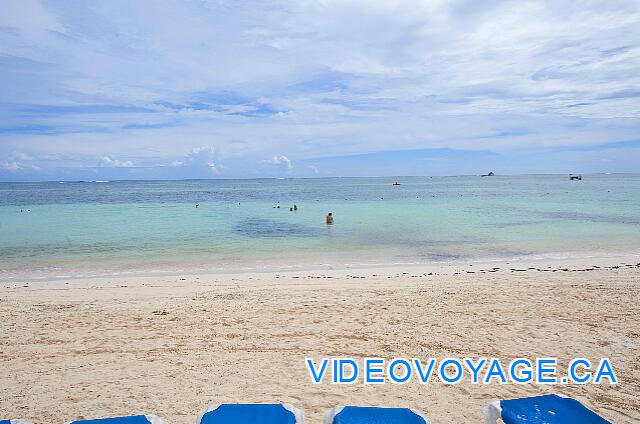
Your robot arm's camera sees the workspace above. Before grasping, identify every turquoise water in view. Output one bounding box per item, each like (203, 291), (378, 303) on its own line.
(1, 175), (639, 280)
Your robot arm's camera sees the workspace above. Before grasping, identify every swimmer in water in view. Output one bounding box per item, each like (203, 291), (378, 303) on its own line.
(326, 212), (334, 224)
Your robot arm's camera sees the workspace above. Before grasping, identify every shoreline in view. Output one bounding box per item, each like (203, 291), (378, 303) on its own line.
(3, 250), (640, 286)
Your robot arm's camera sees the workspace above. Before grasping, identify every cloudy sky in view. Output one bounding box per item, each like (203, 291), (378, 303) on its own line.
(1, 0), (639, 181)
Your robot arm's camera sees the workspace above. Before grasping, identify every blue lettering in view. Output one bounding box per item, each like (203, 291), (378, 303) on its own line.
(536, 358), (557, 384)
(510, 358), (533, 383)
(594, 358), (617, 384)
(336, 358), (358, 384)
(440, 359), (463, 384)
(306, 358), (329, 384)
(464, 358), (487, 384)
(484, 359), (507, 384)
(389, 358), (412, 383)
(364, 358), (385, 384)
(569, 358), (591, 383)
(413, 358), (436, 383)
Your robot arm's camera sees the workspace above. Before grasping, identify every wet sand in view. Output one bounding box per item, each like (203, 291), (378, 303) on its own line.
(1, 256), (639, 423)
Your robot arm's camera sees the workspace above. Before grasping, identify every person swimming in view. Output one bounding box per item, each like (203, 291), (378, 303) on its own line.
(326, 212), (334, 224)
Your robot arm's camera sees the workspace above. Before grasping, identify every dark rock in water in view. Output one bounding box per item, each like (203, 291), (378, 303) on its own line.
(233, 218), (321, 238)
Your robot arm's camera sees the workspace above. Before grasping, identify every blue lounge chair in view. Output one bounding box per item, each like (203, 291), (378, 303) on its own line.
(485, 394), (610, 424)
(197, 404), (303, 424)
(66, 415), (167, 424)
(323, 406), (428, 424)
(0, 420), (33, 424)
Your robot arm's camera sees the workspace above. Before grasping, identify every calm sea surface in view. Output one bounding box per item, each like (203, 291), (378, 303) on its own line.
(1, 175), (639, 280)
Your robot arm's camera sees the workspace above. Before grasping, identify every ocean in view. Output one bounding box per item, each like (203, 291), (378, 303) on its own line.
(1, 174), (639, 281)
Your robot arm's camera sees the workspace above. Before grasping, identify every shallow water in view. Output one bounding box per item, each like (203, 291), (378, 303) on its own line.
(1, 175), (639, 280)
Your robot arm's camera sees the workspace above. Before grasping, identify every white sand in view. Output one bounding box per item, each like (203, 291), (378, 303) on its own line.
(1, 256), (639, 423)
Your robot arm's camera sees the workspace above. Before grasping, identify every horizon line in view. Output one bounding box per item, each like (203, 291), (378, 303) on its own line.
(0, 172), (634, 184)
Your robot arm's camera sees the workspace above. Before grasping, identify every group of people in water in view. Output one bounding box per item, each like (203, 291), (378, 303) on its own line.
(272, 202), (299, 212)
(195, 201), (334, 225)
(270, 201), (334, 224)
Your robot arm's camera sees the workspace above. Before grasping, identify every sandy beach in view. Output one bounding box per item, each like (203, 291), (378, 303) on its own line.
(1, 256), (639, 423)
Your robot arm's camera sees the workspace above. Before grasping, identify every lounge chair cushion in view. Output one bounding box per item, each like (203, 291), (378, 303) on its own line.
(327, 406), (427, 424)
(199, 404), (301, 424)
(500, 394), (610, 424)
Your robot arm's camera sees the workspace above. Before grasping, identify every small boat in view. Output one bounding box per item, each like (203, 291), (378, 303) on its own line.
(569, 175), (582, 181)
(392, 181), (401, 186)
(481, 171), (495, 177)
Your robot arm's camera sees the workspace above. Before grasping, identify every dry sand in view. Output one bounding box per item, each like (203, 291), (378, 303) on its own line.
(1, 256), (639, 423)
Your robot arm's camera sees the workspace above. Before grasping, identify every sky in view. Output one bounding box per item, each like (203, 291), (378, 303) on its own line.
(1, 0), (639, 181)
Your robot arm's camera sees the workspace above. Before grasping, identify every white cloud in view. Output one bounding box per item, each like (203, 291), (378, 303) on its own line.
(101, 156), (134, 168)
(1, 162), (21, 172)
(0, 152), (41, 173)
(15, 152), (33, 161)
(264, 154), (293, 170)
(1, 160), (40, 173)
(172, 146), (219, 173)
